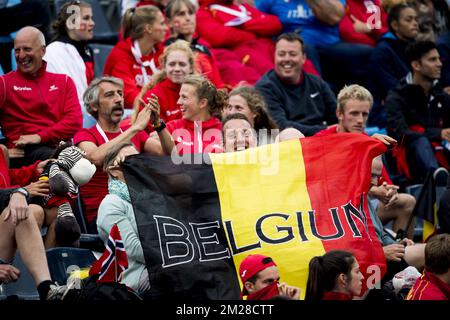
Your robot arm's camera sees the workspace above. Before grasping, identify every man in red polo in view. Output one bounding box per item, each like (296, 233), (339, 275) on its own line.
(407, 234), (450, 300)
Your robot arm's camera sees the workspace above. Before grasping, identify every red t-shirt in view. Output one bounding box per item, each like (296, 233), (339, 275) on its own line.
(73, 125), (148, 222)
(166, 117), (223, 155)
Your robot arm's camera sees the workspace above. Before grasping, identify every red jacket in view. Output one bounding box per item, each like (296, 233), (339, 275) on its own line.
(196, 0), (282, 49)
(315, 126), (393, 184)
(407, 271), (450, 300)
(339, 0), (388, 47)
(0, 63), (82, 148)
(166, 117), (223, 155)
(143, 78), (182, 130)
(0, 150), (39, 188)
(104, 38), (164, 108)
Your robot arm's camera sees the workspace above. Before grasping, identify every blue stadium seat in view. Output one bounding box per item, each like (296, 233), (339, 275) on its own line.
(87, 43), (113, 78)
(72, 196), (105, 251)
(46, 247), (96, 286)
(10, 48), (16, 71)
(365, 126), (387, 136)
(0, 252), (39, 300)
(54, 0), (118, 44)
(0, 63), (3, 75)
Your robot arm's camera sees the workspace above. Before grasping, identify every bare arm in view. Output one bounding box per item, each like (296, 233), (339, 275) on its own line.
(306, 0), (345, 26)
(78, 106), (153, 167)
(143, 95), (175, 156)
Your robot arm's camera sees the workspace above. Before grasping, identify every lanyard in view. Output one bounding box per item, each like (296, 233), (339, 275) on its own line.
(131, 40), (159, 85)
(209, 4), (251, 26)
(96, 123), (123, 143)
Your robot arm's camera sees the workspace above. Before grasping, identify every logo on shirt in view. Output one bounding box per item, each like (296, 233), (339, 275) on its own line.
(287, 5), (313, 19)
(13, 86), (32, 91)
(49, 85), (58, 92)
(310, 92), (320, 98)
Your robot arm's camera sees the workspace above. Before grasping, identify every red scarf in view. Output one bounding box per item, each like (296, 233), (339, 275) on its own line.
(246, 281), (280, 300)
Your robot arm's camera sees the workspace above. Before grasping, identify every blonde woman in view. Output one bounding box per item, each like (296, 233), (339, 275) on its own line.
(132, 40), (196, 131)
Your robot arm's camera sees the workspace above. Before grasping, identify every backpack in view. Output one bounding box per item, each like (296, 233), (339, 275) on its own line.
(65, 275), (142, 301)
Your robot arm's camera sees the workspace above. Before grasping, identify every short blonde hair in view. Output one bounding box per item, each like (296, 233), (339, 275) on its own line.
(337, 85), (373, 113)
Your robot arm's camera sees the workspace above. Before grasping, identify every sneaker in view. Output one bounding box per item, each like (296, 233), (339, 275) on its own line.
(46, 284), (69, 300)
(433, 167), (449, 187)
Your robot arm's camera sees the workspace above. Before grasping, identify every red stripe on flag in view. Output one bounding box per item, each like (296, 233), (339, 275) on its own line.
(300, 133), (387, 294)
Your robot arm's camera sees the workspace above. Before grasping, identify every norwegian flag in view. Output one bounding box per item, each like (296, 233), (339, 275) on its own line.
(89, 224), (129, 282)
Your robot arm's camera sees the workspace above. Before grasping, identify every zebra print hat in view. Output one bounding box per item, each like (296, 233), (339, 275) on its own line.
(56, 146), (86, 170)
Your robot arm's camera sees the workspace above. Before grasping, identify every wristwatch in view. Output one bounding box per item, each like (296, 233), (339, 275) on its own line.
(12, 187), (29, 199)
(154, 119), (166, 133)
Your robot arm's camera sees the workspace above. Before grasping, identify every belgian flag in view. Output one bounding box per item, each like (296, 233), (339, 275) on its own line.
(413, 171), (438, 242)
(123, 133), (387, 300)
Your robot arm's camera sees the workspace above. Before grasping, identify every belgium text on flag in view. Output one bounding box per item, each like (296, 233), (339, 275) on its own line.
(123, 133), (387, 299)
(89, 224), (129, 282)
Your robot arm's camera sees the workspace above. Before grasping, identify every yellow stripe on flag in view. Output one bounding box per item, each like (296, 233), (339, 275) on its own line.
(423, 203), (438, 242)
(210, 140), (326, 299)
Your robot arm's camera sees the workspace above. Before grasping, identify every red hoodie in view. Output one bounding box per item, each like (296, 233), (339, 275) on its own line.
(196, 0), (282, 49)
(166, 117), (223, 155)
(104, 38), (164, 108)
(196, 1), (319, 82)
(339, 0), (388, 47)
(0, 63), (82, 148)
(142, 78), (182, 130)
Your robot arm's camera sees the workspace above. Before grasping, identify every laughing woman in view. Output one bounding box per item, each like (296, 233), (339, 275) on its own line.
(163, 74), (226, 155)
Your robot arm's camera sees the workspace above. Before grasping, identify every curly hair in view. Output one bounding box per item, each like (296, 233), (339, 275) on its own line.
(183, 74), (228, 115)
(229, 86), (278, 131)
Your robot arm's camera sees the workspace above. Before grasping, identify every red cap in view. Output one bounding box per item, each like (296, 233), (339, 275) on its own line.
(239, 254), (277, 295)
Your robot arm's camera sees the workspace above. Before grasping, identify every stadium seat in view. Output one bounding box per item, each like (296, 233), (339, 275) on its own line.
(46, 247), (96, 286)
(73, 196), (88, 234)
(365, 126), (387, 136)
(0, 252), (39, 300)
(10, 48), (16, 71)
(0, 63), (3, 75)
(87, 43), (113, 78)
(54, 0), (118, 44)
(72, 196), (105, 251)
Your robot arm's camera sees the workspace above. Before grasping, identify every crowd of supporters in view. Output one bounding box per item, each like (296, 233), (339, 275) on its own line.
(0, 0), (450, 301)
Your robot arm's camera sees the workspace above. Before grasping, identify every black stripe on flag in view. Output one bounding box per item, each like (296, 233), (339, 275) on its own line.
(123, 154), (241, 300)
